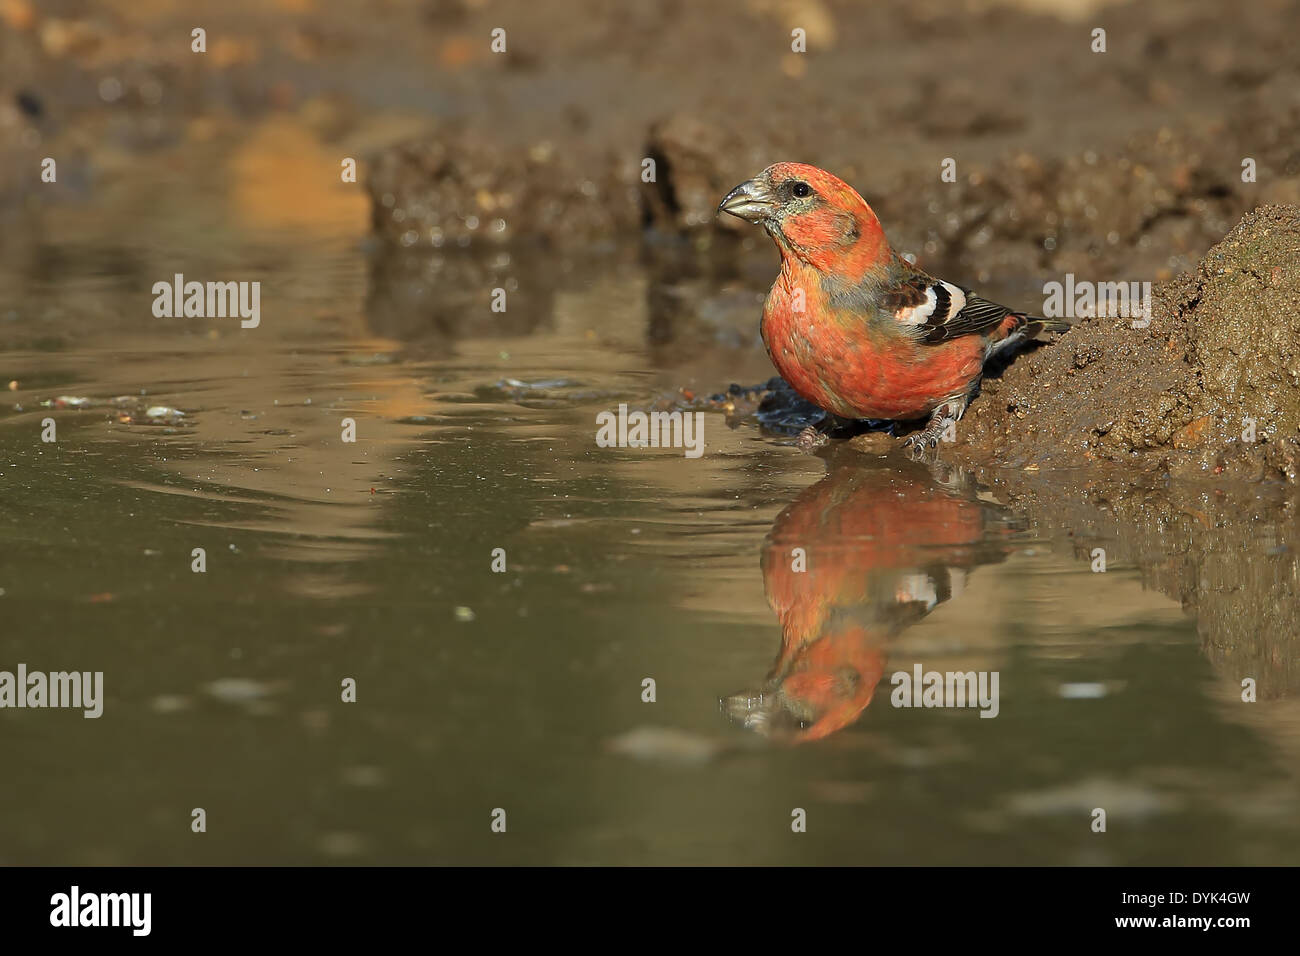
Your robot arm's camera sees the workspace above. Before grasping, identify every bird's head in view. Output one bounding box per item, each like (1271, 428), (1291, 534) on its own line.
(718, 162), (888, 279)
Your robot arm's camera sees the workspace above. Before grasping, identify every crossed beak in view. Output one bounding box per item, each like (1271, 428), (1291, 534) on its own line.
(718, 179), (776, 223)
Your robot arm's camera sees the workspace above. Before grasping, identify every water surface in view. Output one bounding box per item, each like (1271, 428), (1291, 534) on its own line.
(1, 133), (1296, 865)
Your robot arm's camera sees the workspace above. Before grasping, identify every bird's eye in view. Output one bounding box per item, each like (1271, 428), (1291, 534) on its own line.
(791, 182), (812, 198)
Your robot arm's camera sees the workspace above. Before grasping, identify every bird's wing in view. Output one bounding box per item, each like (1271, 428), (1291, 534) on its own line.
(883, 265), (1019, 344)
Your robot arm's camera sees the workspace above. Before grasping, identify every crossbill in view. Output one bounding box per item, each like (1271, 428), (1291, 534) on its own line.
(723, 458), (1013, 742)
(719, 162), (1069, 453)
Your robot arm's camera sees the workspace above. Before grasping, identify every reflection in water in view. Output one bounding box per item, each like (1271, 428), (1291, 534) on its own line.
(725, 459), (1016, 742)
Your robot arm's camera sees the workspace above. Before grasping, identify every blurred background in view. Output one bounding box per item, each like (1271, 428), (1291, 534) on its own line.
(0, 0), (1298, 865)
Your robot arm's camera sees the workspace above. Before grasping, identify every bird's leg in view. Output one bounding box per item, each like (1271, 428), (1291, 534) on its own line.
(902, 397), (967, 459)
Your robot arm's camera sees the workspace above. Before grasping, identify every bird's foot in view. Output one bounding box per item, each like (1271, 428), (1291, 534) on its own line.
(901, 400), (965, 460)
(902, 428), (944, 461)
(795, 425), (831, 452)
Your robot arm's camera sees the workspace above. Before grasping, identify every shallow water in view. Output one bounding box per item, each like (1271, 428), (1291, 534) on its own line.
(1, 135), (1297, 865)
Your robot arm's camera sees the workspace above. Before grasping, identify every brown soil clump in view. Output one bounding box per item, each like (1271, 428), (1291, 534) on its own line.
(951, 205), (1300, 480)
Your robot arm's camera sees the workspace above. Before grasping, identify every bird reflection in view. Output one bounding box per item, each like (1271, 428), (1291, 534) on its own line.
(724, 455), (1016, 742)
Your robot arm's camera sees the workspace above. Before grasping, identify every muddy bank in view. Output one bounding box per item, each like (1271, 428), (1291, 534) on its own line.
(941, 204), (1300, 479)
(364, 0), (1300, 281)
(368, 94), (1297, 285)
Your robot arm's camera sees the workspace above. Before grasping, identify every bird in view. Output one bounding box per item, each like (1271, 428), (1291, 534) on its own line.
(722, 457), (1013, 741)
(717, 162), (1069, 455)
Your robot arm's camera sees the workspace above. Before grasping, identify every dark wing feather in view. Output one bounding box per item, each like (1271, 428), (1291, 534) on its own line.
(884, 259), (1023, 344)
(918, 289), (1016, 344)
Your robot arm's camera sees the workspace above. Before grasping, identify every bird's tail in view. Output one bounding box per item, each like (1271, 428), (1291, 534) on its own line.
(1008, 314), (1071, 340)
(1021, 315), (1071, 337)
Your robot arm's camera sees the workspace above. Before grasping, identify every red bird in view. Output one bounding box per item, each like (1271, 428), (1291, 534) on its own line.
(724, 459), (1008, 742)
(718, 162), (1068, 453)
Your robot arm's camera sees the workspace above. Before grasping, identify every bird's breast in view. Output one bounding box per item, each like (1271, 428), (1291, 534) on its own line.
(761, 275), (982, 421)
